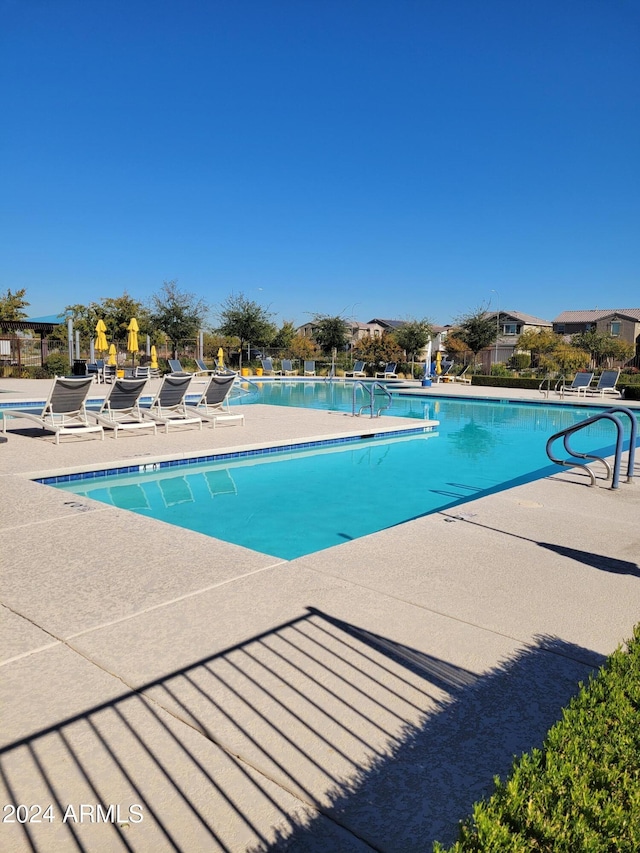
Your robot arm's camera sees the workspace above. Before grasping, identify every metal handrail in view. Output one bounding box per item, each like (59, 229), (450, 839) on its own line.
(539, 373), (563, 398)
(351, 380), (392, 418)
(546, 406), (637, 489)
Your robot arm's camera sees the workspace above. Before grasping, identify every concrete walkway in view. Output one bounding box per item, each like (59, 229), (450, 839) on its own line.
(1, 378), (638, 852)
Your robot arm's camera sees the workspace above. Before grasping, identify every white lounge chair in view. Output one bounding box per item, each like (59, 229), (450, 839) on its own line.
(281, 359), (297, 376)
(93, 378), (157, 438)
(345, 361), (366, 378)
(260, 357), (282, 376)
(186, 374), (244, 427)
(194, 358), (218, 375)
(144, 375), (203, 432)
(0, 376), (104, 444)
(452, 365), (471, 384)
(168, 358), (192, 376)
(102, 363), (117, 383)
(557, 372), (594, 397)
(375, 363), (397, 379)
(303, 361), (316, 376)
(585, 369), (621, 398)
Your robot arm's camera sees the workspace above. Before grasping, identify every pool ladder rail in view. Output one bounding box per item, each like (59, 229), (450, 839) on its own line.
(546, 406), (637, 489)
(351, 381), (392, 418)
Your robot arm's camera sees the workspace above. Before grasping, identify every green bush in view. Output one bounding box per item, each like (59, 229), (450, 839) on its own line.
(44, 353), (70, 377)
(489, 364), (511, 377)
(470, 375), (543, 390)
(509, 353), (531, 370)
(434, 624), (640, 852)
(622, 384), (640, 401)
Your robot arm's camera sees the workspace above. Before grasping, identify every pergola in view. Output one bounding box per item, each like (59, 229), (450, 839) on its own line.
(0, 318), (64, 367)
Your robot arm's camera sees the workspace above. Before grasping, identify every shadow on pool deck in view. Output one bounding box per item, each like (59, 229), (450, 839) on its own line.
(0, 607), (600, 853)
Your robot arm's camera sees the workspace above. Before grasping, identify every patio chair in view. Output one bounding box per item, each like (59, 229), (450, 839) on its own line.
(585, 369), (621, 398)
(134, 366), (151, 379)
(87, 360), (104, 383)
(375, 363), (398, 379)
(556, 372), (594, 397)
(303, 360), (316, 376)
(344, 361), (366, 378)
(0, 376), (104, 444)
(261, 357), (282, 376)
(102, 363), (117, 383)
(143, 374), (203, 432)
(186, 374), (245, 427)
(93, 377), (157, 438)
(194, 358), (218, 375)
(452, 365), (471, 384)
(282, 359), (297, 376)
(168, 358), (192, 376)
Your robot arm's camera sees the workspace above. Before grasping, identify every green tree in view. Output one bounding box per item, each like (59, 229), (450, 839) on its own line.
(352, 333), (403, 373)
(0, 288), (30, 320)
(572, 330), (634, 369)
(540, 342), (590, 374)
(271, 320), (297, 352)
(149, 281), (208, 359)
(289, 335), (320, 361)
(215, 292), (276, 367)
(451, 306), (498, 364)
(516, 328), (560, 369)
(63, 292), (149, 344)
(393, 318), (433, 373)
(310, 314), (350, 354)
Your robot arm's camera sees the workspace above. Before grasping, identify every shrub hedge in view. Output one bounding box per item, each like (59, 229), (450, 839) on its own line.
(470, 376), (545, 390)
(433, 624), (640, 852)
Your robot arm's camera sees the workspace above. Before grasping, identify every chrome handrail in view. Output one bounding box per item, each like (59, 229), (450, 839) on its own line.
(546, 406), (637, 489)
(351, 381), (392, 418)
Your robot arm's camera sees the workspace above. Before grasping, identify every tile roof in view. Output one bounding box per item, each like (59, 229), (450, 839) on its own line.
(482, 310), (551, 326)
(367, 318), (406, 329)
(553, 308), (640, 323)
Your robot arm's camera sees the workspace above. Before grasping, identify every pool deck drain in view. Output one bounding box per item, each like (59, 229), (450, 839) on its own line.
(1, 378), (639, 852)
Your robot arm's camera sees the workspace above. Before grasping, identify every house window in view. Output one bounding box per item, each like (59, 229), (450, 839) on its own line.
(502, 323), (519, 335)
(556, 324), (565, 334)
(610, 321), (621, 337)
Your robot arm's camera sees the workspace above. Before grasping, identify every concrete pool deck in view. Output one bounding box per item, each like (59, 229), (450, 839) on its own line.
(1, 377), (639, 852)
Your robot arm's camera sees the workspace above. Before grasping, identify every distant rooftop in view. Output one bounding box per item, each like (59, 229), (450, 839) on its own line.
(553, 308), (640, 323)
(26, 314), (66, 324)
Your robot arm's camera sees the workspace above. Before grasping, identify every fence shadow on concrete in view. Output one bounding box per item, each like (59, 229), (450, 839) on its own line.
(0, 608), (601, 852)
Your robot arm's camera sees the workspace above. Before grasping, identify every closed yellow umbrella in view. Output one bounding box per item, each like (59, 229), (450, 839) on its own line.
(107, 343), (117, 366)
(150, 345), (158, 370)
(217, 347), (224, 368)
(127, 318), (139, 365)
(95, 319), (108, 353)
(435, 351), (442, 375)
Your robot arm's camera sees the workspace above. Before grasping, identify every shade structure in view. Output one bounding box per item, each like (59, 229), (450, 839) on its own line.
(107, 343), (117, 366)
(127, 318), (139, 365)
(217, 347), (224, 368)
(95, 319), (108, 353)
(150, 345), (159, 370)
(435, 351), (442, 375)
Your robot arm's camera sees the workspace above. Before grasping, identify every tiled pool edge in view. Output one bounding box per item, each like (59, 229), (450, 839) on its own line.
(33, 423), (437, 485)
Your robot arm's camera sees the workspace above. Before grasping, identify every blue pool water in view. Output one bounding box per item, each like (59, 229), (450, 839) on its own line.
(52, 387), (632, 560)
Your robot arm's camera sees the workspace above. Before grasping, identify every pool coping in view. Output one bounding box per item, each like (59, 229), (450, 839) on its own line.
(24, 421), (439, 483)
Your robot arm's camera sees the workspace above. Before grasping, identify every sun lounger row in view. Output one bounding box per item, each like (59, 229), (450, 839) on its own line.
(0, 374), (245, 443)
(557, 369), (621, 398)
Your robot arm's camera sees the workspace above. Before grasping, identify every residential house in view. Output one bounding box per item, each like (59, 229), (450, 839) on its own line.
(296, 320), (386, 349)
(473, 311), (552, 371)
(552, 308), (640, 366)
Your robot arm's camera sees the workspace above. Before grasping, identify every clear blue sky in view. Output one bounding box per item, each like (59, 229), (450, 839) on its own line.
(1, 0), (638, 328)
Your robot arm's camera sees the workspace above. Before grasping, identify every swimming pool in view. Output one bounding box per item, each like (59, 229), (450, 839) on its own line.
(51, 391), (632, 560)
